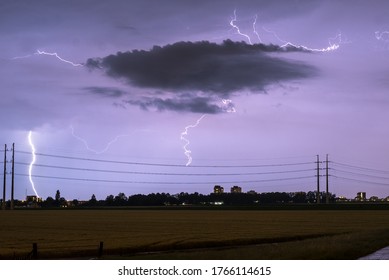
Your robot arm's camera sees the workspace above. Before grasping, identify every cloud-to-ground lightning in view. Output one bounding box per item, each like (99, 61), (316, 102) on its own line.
(28, 131), (39, 198)
(11, 50), (83, 67)
(180, 115), (206, 166)
(70, 126), (128, 154)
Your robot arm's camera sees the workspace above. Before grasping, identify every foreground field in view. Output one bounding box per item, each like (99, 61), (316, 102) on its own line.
(1, 209), (389, 259)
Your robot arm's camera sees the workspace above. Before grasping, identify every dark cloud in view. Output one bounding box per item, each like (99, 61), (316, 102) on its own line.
(86, 40), (317, 113)
(124, 96), (223, 114)
(86, 40), (316, 94)
(83, 86), (127, 98)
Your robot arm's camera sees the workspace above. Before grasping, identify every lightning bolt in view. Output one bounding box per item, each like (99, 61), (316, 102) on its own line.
(230, 10), (340, 52)
(11, 50), (83, 67)
(221, 99), (236, 113)
(375, 31), (389, 42)
(28, 131), (39, 198)
(70, 126), (127, 154)
(252, 14), (263, 43)
(230, 9), (253, 45)
(180, 115), (206, 166)
(35, 50), (83, 66)
(262, 27), (340, 52)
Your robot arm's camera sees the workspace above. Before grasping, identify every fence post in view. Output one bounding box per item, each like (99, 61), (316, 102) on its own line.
(32, 243), (38, 259)
(98, 241), (104, 258)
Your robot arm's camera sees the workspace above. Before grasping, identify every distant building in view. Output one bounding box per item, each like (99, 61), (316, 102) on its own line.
(336, 196), (349, 202)
(26, 195), (42, 203)
(214, 185), (224, 194)
(230, 186), (242, 193)
(26, 195), (42, 208)
(356, 192), (366, 201)
(369, 196), (379, 202)
(247, 190), (257, 195)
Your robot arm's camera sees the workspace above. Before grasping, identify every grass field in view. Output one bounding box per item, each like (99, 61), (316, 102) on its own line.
(1, 208), (389, 259)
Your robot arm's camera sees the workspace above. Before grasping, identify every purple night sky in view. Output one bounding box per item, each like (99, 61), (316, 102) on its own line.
(1, 0), (389, 200)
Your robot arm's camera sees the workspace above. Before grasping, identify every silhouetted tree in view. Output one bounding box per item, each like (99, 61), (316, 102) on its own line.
(88, 194), (97, 206)
(114, 192), (128, 206)
(59, 197), (67, 207)
(43, 196), (55, 208)
(105, 194), (114, 206)
(72, 199), (79, 207)
(292, 192), (307, 203)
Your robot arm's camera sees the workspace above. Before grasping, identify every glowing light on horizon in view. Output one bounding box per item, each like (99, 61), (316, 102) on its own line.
(28, 131), (39, 198)
(180, 115), (206, 166)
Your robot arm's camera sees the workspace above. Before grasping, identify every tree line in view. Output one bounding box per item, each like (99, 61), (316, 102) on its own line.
(30, 190), (336, 207)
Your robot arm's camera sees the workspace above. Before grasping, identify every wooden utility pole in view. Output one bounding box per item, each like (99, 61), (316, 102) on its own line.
(11, 143), (15, 210)
(326, 154), (329, 204)
(2, 144), (6, 210)
(316, 155), (320, 204)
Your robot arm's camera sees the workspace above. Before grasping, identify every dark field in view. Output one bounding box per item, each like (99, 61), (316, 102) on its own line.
(1, 208), (389, 259)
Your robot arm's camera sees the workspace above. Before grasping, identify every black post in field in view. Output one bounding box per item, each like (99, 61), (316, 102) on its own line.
(32, 243), (38, 259)
(2, 144), (6, 210)
(98, 241), (104, 258)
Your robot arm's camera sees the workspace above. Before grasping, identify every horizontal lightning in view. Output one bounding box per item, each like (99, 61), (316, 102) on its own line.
(230, 10), (340, 53)
(70, 126), (127, 154)
(11, 50), (83, 67)
(35, 50), (84, 66)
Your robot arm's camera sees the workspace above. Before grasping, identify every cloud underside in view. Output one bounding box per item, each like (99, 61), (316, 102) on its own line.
(86, 40), (317, 113)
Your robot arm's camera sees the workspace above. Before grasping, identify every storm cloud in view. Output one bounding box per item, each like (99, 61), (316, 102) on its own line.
(87, 40), (315, 93)
(86, 40), (317, 113)
(125, 96), (223, 114)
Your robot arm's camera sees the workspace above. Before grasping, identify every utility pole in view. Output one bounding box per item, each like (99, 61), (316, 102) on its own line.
(11, 143), (15, 210)
(2, 144), (7, 210)
(326, 154), (329, 204)
(316, 155), (320, 204)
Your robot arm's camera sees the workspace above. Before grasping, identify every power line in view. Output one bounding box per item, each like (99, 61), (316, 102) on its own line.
(332, 175), (389, 187)
(15, 150), (314, 168)
(332, 161), (389, 174)
(14, 161), (314, 177)
(15, 173), (315, 185)
(332, 168), (389, 181)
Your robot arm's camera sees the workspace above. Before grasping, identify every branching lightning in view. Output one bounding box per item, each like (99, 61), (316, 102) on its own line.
(375, 31), (389, 42)
(180, 115), (206, 166)
(70, 126), (128, 154)
(28, 131), (39, 197)
(231, 10), (341, 52)
(252, 14), (262, 43)
(11, 50), (83, 67)
(230, 9), (253, 45)
(262, 26), (341, 52)
(221, 99), (236, 113)
(35, 50), (84, 66)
